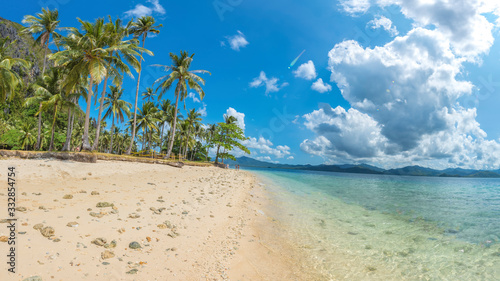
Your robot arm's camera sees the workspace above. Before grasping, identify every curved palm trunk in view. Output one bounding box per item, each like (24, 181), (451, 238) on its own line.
(92, 78), (108, 150)
(62, 107), (73, 151)
(165, 92), (181, 159)
(42, 43), (48, 75)
(82, 76), (94, 151)
(126, 39), (146, 155)
(49, 104), (58, 151)
(184, 129), (190, 160)
(109, 117), (115, 154)
(35, 102), (42, 150)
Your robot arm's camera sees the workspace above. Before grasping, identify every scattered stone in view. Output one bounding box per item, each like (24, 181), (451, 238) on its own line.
(91, 191), (99, 195)
(79, 190), (87, 193)
(146, 237), (151, 242)
(128, 213), (140, 219)
(157, 224), (167, 229)
(32, 193), (42, 196)
(96, 202), (114, 208)
(40, 226), (55, 238)
(182, 211), (188, 215)
(53, 238), (61, 242)
(63, 194), (73, 199)
(367, 266), (377, 272)
(22, 192), (27, 196)
(126, 269), (138, 275)
(129, 241), (141, 249)
(89, 212), (104, 218)
(33, 223), (44, 230)
(66, 222), (78, 227)
(0, 236), (7, 242)
(92, 238), (107, 247)
(39, 206), (46, 210)
(171, 247), (177, 251)
(101, 250), (115, 259)
(16, 206), (27, 212)
(102, 262), (110, 265)
(104, 240), (117, 249)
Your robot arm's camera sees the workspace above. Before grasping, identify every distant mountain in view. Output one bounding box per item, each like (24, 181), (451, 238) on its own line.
(226, 156), (500, 178)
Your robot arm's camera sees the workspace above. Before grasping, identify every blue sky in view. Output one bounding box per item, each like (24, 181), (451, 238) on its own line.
(4, 0), (500, 169)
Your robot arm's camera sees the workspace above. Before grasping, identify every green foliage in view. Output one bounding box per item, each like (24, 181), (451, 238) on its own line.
(213, 122), (250, 164)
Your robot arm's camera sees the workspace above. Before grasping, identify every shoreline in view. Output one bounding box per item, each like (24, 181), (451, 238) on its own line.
(0, 158), (308, 280)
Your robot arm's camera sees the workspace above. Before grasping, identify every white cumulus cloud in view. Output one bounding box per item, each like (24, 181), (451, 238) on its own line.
(250, 71), (288, 94)
(293, 60), (317, 80)
(311, 78), (332, 93)
(225, 31), (249, 51)
(367, 16), (398, 36)
(124, 0), (166, 18)
(224, 107), (245, 131)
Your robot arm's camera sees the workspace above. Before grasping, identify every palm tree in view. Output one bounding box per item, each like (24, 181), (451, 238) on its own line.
(102, 86), (131, 154)
(126, 16), (162, 155)
(22, 8), (63, 74)
(25, 77), (52, 150)
(51, 18), (128, 151)
(154, 51), (210, 159)
(141, 87), (156, 102)
(18, 122), (37, 150)
(183, 108), (202, 158)
(92, 17), (146, 151)
(40, 90), (77, 151)
(136, 101), (159, 152)
(0, 37), (30, 102)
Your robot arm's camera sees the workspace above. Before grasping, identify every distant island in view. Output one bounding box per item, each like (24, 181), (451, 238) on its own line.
(226, 156), (500, 178)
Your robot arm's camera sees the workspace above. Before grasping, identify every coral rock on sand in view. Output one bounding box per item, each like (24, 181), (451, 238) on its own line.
(66, 222), (78, 227)
(40, 226), (55, 238)
(16, 206), (27, 212)
(90, 212), (104, 218)
(63, 194), (73, 199)
(126, 269), (138, 274)
(0, 236), (8, 242)
(129, 241), (141, 249)
(92, 238), (107, 246)
(101, 250), (115, 259)
(91, 191), (99, 195)
(104, 240), (117, 248)
(128, 213), (140, 219)
(33, 223), (44, 230)
(96, 202), (114, 208)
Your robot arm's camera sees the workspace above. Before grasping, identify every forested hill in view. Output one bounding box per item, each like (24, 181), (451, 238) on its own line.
(226, 156), (500, 178)
(0, 17), (46, 84)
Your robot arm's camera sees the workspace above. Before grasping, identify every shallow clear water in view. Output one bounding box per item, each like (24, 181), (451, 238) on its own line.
(248, 168), (500, 280)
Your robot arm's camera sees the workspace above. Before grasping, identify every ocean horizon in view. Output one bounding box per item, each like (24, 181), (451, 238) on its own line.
(247, 167), (500, 280)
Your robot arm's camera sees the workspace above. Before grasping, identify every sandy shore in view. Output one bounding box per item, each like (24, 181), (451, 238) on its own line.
(0, 158), (309, 281)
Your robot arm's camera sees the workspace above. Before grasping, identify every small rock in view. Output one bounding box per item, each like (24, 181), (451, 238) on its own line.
(33, 223), (44, 230)
(128, 213), (140, 219)
(91, 191), (99, 195)
(92, 238), (107, 246)
(63, 194), (73, 199)
(66, 222), (78, 227)
(126, 269), (138, 274)
(40, 227), (55, 238)
(101, 250), (115, 259)
(22, 192), (27, 196)
(96, 202), (114, 208)
(53, 238), (61, 242)
(0, 236), (7, 242)
(129, 241), (141, 249)
(39, 206), (46, 210)
(102, 262), (110, 265)
(157, 224), (167, 229)
(90, 212), (104, 218)
(104, 240), (117, 249)
(16, 206), (27, 212)
(171, 247), (177, 251)
(146, 237), (151, 242)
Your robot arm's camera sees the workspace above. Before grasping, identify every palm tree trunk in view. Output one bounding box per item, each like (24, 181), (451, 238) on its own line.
(109, 117), (115, 154)
(49, 104), (57, 151)
(42, 44), (48, 75)
(82, 76), (94, 151)
(126, 40), (146, 155)
(35, 102), (42, 150)
(166, 91), (180, 159)
(160, 122), (164, 150)
(62, 107), (72, 151)
(92, 77), (108, 150)
(215, 144), (221, 164)
(184, 129), (190, 160)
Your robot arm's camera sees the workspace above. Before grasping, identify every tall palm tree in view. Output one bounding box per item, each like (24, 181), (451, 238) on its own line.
(51, 18), (130, 151)
(92, 17), (146, 151)
(18, 122), (37, 150)
(136, 101), (159, 151)
(154, 51), (210, 159)
(102, 86), (131, 154)
(141, 87), (156, 102)
(183, 108), (202, 158)
(22, 8), (63, 74)
(0, 37), (30, 102)
(126, 16), (162, 155)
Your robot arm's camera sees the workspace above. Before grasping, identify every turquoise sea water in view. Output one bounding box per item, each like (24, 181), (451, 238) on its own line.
(248, 168), (500, 280)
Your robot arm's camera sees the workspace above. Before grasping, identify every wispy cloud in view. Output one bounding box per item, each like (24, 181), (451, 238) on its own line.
(367, 16), (399, 36)
(188, 92), (200, 103)
(125, 0), (166, 18)
(250, 71), (288, 94)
